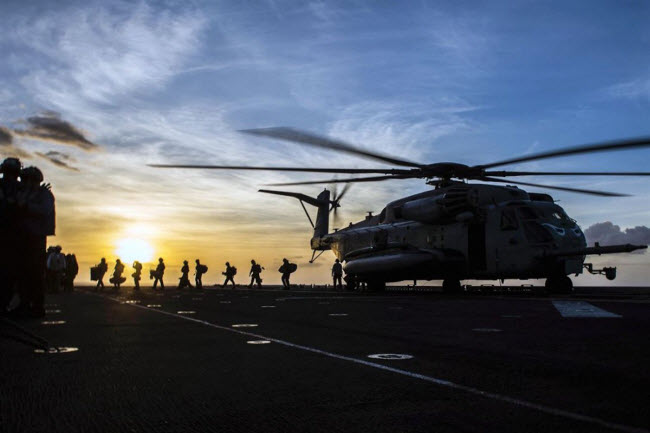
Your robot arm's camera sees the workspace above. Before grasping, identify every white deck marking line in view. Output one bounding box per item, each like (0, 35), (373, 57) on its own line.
(95, 293), (647, 433)
(552, 301), (622, 318)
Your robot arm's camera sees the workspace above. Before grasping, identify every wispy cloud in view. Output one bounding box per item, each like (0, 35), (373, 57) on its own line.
(605, 76), (650, 101)
(35, 150), (80, 171)
(11, 1), (206, 109)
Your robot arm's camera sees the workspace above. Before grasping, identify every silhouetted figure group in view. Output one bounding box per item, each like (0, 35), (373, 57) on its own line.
(0, 158), (59, 318)
(89, 256), (345, 292)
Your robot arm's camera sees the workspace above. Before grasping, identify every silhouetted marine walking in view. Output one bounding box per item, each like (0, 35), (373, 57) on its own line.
(332, 259), (343, 290)
(195, 259), (207, 289)
(178, 260), (192, 290)
(111, 259), (125, 290)
(279, 258), (296, 290)
(152, 257), (165, 290)
(248, 260), (263, 289)
(93, 258), (108, 290)
(222, 262), (236, 288)
(132, 261), (142, 290)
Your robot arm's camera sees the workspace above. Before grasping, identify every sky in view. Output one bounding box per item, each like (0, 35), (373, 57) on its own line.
(0, 0), (649, 286)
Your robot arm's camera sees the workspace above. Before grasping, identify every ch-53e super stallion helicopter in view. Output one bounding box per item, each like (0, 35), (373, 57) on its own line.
(152, 128), (649, 294)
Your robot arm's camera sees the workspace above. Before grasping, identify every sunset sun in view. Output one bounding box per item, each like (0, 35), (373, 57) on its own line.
(115, 238), (154, 264)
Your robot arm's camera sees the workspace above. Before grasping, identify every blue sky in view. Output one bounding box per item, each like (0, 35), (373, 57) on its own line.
(1, 0), (649, 284)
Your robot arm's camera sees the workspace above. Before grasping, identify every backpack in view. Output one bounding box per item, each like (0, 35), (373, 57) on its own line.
(253, 264), (262, 274)
(231, 266), (237, 276)
(198, 264), (208, 274)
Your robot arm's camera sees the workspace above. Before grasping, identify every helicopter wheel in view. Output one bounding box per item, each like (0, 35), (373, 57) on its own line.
(545, 275), (573, 295)
(442, 278), (462, 294)
(367, 280), (386, 292)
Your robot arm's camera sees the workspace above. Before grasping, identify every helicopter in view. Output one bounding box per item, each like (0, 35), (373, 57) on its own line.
(151, 128), (649, 294)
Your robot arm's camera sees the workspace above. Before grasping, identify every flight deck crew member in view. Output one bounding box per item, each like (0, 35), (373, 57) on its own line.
(0, 158), (22, 312)
(332, 259), (343, 290)
(132, 261), (142, 290)
(64, 253), (78, 292)
(96, 258), (108, 290)
(112, 259), (125, 290)
(222, 262), (236, 288)
(195, 259), (206, 289)
(153, 257), (165, 290)
(279, 258), (292, 290)
(248, 259), (263, 289)
(14, 165), (54, 317)
(178, 260), (192, 290)
(47, 246), (66, 293)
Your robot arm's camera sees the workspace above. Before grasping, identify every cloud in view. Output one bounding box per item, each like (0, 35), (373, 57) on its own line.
(584, 221), (650, 250)
(0, 127), (12, 146)
(606, 77), (650, 101)
(13, 112), (97, 150)
(35, 151), (80, 171)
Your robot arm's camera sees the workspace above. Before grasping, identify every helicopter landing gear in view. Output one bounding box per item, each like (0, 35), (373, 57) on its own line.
(442, 278), (462, 294)
(367, 280), (386, 292)
(545, 275), (573, 294)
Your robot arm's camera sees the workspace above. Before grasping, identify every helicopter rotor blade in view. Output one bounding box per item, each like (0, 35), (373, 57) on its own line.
(481, 176), (629, 197)
(478, 136), (650, 169)
(240, 127), (423, 168)
(147, 164), (409, 175)
(338, 182), (352, 201)
(484, 170), (650, 177)
(265, 175), (405, 186)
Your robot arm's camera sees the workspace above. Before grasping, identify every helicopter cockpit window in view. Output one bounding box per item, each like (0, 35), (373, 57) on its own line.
(500, 208), (518, 230)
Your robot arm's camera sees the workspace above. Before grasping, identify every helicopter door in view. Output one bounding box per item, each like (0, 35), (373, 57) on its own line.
(468, 222), (486, 271)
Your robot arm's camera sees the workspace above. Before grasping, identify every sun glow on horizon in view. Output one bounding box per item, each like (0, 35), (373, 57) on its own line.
(115, 238), (155, 264)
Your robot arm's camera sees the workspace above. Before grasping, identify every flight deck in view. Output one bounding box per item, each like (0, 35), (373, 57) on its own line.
(2, 286), (649, 433)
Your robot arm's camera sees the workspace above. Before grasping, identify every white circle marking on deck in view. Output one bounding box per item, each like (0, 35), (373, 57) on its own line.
(473, 328), (502, 332)
(247, 340), (271, 345)
(232, 324), (258, 328)
(367, 354), (413, 360)
(34, 347), (79, 354)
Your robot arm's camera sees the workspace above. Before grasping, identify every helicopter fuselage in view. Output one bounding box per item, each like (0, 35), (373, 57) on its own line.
(314, 183), (588, 283)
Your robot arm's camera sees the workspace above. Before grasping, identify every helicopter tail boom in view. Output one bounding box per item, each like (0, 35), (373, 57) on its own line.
(259, 188), (331, 250)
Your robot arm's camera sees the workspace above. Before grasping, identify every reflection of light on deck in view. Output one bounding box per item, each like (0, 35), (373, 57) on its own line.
(147, 304), (162, 308)
(232, 324), (258, 328)
(177, 311), (196, 314)
(261, 305), (276, 308)
(34, 347), (79, 354)
(329, 313), (348, 317)
(46, 309), (62, 313)
(247, 340), (271, 345)
(42, 321), (66, 325)
(124, 300), (140, 304)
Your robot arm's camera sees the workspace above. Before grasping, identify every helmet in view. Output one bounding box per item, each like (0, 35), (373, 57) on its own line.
(20, 166), (44, 183)
(1, 158), (21, 176)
